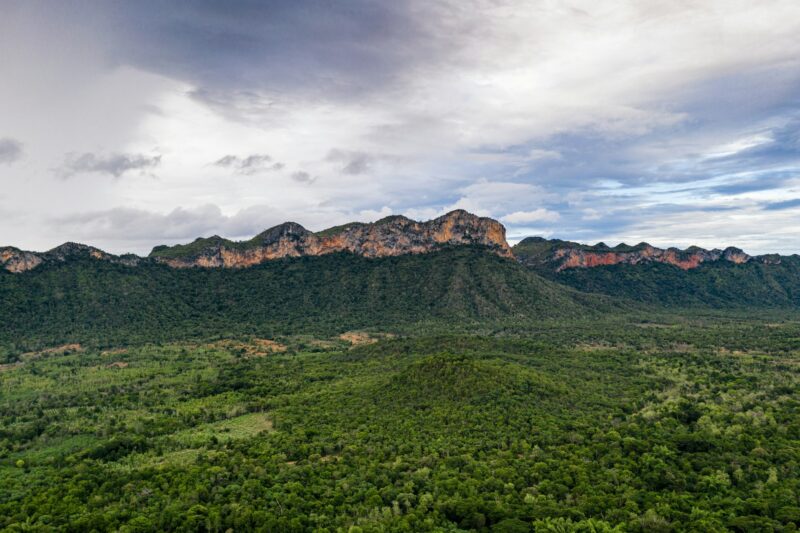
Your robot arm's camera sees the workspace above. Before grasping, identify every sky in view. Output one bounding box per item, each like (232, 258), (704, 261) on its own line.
(2, 0), (800, 255)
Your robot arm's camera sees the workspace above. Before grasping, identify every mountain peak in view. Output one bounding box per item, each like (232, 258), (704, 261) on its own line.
(47, 242), (109, 259)
(253, 222), (311, 242)
(2, 210), (512, 273)
(148, 210), (512, 268)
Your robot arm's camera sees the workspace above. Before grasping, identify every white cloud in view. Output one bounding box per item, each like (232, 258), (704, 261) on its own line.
(502, 209), (561, 224)
(526, 149), (562, 162)
(3, 1), (800, 253)
(601, 204), (800, 256)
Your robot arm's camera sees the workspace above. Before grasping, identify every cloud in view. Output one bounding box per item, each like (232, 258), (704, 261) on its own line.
(58, 152), (161, 178)
(95, 1), (444, 102)
(597, 204), (800, 255)
(326, 149), (374, 175)
(51, 204), (297, 254)
(213, 155), (239, 167)
(5, 1), (800, 255)
(445, 180), (554, 217)
(0, 138), (23, 164)
(526, 149), (562, 162)
(501, 209), (561, 224)
(213, 153), (284, 174)
(291, 171), (316, 184)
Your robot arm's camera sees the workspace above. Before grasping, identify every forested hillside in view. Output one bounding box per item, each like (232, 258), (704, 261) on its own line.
(514, 238), (800, 308)
(540, 260), (800, 307)
(0, 247), (605, 358)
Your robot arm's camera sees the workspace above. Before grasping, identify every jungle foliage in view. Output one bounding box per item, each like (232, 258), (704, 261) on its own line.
(2, 248), (800, 531)
(0, 247), (607, 358)
(2, 319), (800, 531)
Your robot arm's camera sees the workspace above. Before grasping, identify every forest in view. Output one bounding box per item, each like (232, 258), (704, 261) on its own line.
(2, 314), (800, 531)
(2, 250), (800, 531)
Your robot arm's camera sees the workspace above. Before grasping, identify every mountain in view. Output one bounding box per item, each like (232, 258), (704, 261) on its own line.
(513, 237), (800, 307)
(4, 210), (800, 351)
(0, 210), (511, 273)
(0, 242), (141, 273)
(150, 209), (512, 267)
(0, 247), (606, 355)
(513, 236), (780, 271)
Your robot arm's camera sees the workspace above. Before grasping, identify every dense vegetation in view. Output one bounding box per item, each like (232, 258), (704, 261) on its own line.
(547, 259), (800, 307)
(0, 247), (607, 359)
(3, 247), (800, 531)
(512, 237), (800, 308)
(2, 320), (799, 531)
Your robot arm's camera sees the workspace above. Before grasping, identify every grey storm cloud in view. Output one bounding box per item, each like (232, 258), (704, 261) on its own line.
(291, 171), (316, 184)
(0, 138), (23, 164)
(102, 1), (440, 99)
(58, 152), (162, 179)
(326, 149), (374, 175)
(214, 154), (284, 174)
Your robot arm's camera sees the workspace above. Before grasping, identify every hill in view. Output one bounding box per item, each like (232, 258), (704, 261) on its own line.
(1, 210), (511, 273)
(0, 247), (605, 356)
(514, 237), (800, 307)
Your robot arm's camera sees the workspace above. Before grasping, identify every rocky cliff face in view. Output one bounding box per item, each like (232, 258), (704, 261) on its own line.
(2, 210), (512, 272)
(552, 244), (753, 271)
(513, 237), (776, 272)
(4, 212), (785, 274)
(0, 247), (44, 273)
(0, 243), (140, 273)
(150, 210), (513, 268)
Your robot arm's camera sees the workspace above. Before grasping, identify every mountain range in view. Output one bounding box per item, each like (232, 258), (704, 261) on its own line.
(1, 210), (510, 272)
(2, 209), (793, 274)
(2, 209), (799, 354)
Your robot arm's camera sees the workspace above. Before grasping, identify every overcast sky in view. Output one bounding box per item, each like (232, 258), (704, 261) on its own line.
(2, 0), (800, 255)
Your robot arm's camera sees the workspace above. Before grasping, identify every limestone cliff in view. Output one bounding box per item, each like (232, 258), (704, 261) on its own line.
(149, 210), (513, 268)
(3, 211), (785, 275)
(0, 243), (140, 273)
(0, 247), (43, 273)
(2, 210), (512, 272)
(513, 237), (777, 272)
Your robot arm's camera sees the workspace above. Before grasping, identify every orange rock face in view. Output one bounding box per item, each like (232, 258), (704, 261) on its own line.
(551, 244), (752, 271)
(4, 211), (775, 275)
(0, 248), (43, 273)
(1, 242), (136, 273)
(156, 210), (513, 268)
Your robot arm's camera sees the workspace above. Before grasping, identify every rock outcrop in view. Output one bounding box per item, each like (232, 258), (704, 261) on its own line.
(2, 210), (512, 272)
(4, 211), (786, 274)
(0, 242), (140, 273)
(0, 247), (43, 273)
(148, 210), (512, 268)
(552, 244), (752, 271)
(513, 237), (776, 272)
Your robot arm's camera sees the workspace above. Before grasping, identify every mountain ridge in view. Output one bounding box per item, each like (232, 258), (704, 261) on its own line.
(513, 236), (787, 272)
(2, 209), (796, 274)
(513, 237), (800, 308)
(1, 210), (512, 273)
(0, 247), (609, 352)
